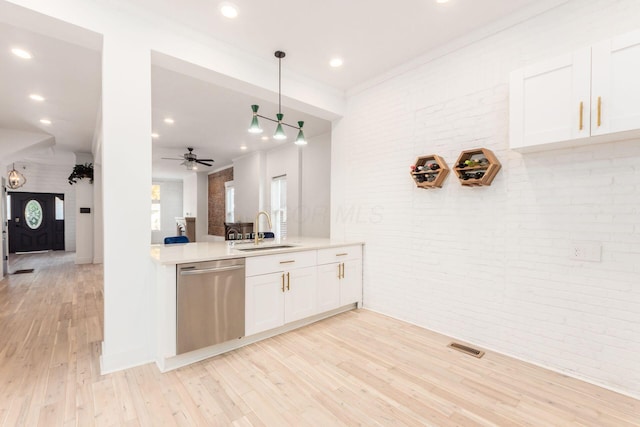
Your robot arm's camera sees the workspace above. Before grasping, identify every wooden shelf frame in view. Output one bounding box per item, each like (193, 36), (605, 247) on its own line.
(454, 148), (501, 187)
(410, 154), (450, 189)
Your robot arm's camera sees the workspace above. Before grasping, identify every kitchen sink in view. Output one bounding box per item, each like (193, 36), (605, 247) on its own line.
(235, 244), (296, 252)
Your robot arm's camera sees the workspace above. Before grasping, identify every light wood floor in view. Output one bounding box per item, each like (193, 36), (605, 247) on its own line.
(0, 252), (638, 426)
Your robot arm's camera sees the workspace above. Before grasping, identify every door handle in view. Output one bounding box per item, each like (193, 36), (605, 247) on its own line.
(179, 265), (244, 275)
(579, 101), (583, 130)
(286, 272), (290, 291)
(281, 273), (285, 292)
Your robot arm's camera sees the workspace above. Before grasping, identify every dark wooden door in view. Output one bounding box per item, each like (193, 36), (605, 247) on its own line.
(8, 192), (65, 253)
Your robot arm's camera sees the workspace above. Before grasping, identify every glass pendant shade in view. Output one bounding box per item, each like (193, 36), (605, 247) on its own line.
(186, 161), (197, 171)
(248, 105), (263, 134)
(7, 164), (27, 189)
(294, 121), (307, 145)
(273, 113), (287, 140)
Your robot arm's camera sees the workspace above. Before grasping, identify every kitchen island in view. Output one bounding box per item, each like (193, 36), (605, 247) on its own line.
(151, 238), (363, 372)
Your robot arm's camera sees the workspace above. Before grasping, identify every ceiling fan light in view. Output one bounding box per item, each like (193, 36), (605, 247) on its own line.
(186, 161), (198, 171)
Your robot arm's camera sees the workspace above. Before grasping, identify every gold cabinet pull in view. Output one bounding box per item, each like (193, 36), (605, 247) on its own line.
(597, 96), (602, 127)
(339, 263), (345, 279)
(335, 253), (348, 257)
(337, 264), (341, 279)
(281, 273), (285, 292)
(279, 260), (295, 264)
(579, 101), (583, 130)
(286, 272), (290, 290)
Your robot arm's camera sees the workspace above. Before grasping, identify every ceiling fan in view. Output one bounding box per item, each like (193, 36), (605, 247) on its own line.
(162, 147), (214, 170)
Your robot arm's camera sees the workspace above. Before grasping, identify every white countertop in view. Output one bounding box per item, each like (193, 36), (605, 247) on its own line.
(150, 237), (364, 265)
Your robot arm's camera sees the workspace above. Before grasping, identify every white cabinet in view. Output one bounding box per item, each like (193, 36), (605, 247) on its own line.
(591, 31), (640, 136)
(317, 245), (363, 312)
(245, 250), (317, 336)
(510, 29), (640, 152)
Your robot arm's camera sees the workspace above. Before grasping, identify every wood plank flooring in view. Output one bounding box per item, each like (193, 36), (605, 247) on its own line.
(0, 251), (638, 426)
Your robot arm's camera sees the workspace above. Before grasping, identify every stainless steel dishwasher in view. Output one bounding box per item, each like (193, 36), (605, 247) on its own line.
(176, 258), (245, 355)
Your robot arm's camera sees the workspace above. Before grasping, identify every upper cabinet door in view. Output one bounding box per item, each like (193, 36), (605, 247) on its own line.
(591, 29), (640, 136)
(509, 49), (591, 149)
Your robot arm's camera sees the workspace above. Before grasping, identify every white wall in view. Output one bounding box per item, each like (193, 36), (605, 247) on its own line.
(93, 163), (103, 263)
(182, 173), (197, 218)
(301, 133), (331, 237)
(182, 172), (208, 241)
(151, 180), (183, 244)
(332, 0), (640, 398)
(233, 151), (265, 225)
(5, 161), (76, 252)
(74, 152), (93, 264)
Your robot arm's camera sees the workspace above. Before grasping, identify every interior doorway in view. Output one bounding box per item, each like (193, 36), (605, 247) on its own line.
(7, 192), (65, 254)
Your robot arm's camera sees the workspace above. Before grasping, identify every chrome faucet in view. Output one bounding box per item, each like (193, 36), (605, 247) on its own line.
(254, 211), (272, 245)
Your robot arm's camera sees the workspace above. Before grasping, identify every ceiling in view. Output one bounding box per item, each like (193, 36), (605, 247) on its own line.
(1, 0), (546, 178)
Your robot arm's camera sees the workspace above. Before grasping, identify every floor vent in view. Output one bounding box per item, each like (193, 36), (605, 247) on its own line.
(12, 269), (35, 275)
(448, 342), (485, 358)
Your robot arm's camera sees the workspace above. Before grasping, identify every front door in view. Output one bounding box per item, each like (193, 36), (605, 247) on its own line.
(8, 192), (65, 253)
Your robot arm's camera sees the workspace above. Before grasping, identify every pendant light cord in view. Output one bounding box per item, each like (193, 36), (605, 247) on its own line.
(278, 56), (282, 115)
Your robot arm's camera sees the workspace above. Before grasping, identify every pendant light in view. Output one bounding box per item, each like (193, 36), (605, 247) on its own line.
(7, 163), (27, 189)
(248, 51), (307, 145)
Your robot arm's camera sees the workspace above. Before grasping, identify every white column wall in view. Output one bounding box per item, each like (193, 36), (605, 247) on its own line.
(74, 152), (93, 264)
(195, 172), (208, 241)
(300, 133), (331, 238)
(100, 33), (153, 372)
(93, 163), (103, 264)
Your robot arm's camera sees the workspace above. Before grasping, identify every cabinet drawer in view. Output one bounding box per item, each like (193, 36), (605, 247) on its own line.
(246, 250), (317, 276)
(317, 245), (362, 265)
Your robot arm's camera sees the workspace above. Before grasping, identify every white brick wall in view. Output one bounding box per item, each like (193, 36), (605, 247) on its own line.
(332, 0), (640, 397)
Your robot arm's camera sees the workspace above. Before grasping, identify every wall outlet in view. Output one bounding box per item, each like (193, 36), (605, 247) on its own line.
(570, 241), (602, 262)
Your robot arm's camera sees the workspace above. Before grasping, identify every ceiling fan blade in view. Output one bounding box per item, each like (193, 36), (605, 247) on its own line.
(196, 160), (213, 166)
(197, 158), (214, 162)
(161, 157), (184, 160)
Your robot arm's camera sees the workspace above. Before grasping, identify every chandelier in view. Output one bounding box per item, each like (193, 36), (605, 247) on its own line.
(248, 51), (307, 145)
(7, 163), (27, 189)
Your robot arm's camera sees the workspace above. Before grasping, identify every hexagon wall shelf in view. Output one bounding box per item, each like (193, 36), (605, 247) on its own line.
(410, 154), (449, 189)
(454, 148), (501, 187)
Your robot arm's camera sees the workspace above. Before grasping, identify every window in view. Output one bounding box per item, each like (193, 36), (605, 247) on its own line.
(225, 181), (235, 223)
(25, 199), (43, 229)
(6, 194), (10, 220)
(271, 175), (287, 239)
(151, 184), (161, 231)
(55, 196), (64, 220)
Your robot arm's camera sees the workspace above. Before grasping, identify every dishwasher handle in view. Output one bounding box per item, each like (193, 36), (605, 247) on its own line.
(179, 264), (245, 276)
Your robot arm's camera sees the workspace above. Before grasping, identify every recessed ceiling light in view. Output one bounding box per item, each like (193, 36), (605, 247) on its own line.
(11, 48), (32, 59)
(329, 57), (343, 68)
(261, 136), (269, 141)
(164, 117), (175, 124)
(220, 2), (239, 18)
(29, 94), (45, 102)
(151, 133), (159, 139)
(40, 119), (52, 125)
(240, 145), (247, 151)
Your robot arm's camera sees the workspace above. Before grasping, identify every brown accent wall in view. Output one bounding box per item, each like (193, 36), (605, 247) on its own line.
(208, 167), (233, 236)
